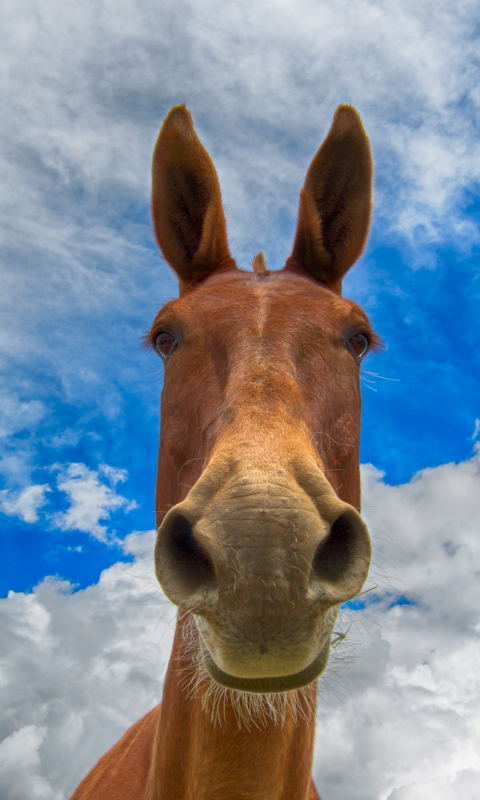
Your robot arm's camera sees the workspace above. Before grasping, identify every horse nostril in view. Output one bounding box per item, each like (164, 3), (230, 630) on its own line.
(311, 510), (370, 599)
(312, 513), (355, 581)
(157, 511), (216, 601)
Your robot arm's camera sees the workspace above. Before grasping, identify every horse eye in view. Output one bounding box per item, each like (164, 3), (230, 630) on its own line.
(349, 332), (370, 358)
(155, 331), (179, 360)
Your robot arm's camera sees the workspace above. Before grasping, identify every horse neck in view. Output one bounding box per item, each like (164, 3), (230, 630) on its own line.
(145, 612), (317, 800)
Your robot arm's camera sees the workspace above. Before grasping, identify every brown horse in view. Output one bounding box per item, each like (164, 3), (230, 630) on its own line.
(71, 103), (376, 800)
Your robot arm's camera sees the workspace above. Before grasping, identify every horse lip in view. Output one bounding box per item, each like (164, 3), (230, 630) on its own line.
(198, 635), (331, 693)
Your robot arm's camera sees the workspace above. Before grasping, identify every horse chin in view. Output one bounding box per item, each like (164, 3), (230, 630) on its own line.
(198, 636), (331, 694)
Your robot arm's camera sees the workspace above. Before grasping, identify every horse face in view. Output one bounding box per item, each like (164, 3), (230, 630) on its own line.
(150, 105), (373, 692)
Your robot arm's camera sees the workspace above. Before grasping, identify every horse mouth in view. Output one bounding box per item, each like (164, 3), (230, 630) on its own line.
(198, 635), (331, 693)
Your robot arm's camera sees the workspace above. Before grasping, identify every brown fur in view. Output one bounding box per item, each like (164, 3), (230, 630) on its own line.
(71, 104), (375, 800)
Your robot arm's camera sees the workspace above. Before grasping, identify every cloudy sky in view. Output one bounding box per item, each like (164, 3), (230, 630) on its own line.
(1, 0), (480, 798)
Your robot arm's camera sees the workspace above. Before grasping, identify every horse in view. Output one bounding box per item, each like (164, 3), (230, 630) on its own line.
(70, 102), (376, 800)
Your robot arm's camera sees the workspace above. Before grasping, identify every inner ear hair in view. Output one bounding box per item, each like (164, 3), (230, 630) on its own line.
(152, 105), (236, 288)
(286, 105), (373, 294)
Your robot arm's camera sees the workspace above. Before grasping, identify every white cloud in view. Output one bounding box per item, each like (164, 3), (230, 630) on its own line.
(312, 452), (480, 799)
(0, 462), (137, 538)
(0, 396), (48, 487)
(0, 484), (51, 523)
(1, 454), (480, 799)
(1, 0), (480, 288)
(0, 530), (176, 799)
(0, 398), (46, 441)
(0, 726), (62, 800)
(52, 463), (137, 542)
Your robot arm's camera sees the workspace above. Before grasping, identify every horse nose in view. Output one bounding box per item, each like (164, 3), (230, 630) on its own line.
(155, 501), (370, 610)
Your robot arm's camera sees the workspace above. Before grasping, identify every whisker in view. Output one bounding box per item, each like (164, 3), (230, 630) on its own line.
(178, 614), (317, 730)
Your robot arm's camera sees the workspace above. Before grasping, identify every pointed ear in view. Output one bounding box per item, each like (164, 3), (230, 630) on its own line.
(285, 105), (372, 294)
(152, 105), (236, 291)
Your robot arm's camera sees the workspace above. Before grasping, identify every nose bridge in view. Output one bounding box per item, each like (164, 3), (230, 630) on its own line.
(213, 389), (323, 487)
(205, 322), (331, 488)
(228, 353), (304, 427)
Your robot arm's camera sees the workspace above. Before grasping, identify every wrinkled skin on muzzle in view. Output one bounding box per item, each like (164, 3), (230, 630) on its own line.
(155, 332), (371, 692)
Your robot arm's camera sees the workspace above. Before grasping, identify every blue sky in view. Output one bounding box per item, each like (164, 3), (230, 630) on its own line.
(1, 0), (480, 798)
(2, 163), (479, 597)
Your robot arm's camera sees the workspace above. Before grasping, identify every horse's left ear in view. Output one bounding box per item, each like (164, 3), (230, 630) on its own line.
(152, 105), (236, 292)
(285, 105), (373, 294)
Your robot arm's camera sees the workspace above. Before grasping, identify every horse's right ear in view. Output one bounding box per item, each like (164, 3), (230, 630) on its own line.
(152, 106), (236, 292)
